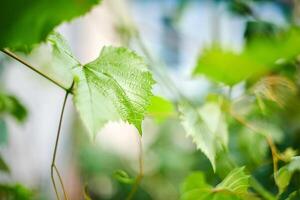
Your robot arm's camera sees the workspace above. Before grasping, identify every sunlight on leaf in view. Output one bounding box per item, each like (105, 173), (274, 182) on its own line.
(73, 46), (154, 138)
(179, 101), (228, 171)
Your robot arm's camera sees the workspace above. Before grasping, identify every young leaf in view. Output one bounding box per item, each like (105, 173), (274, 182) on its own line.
(275, 156), (300, 195)
(179, 101), (228, 171)
(113, 169), (134, 184)
(0, 93), (27, 122)
(0, 0), (101, 50)
(216, 167), (250, 195)
(73, 47), (154, 138)
(181, 167), (253, 200)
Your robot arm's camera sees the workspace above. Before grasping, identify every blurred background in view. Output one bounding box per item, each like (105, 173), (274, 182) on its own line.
(1, 0), (300, 199)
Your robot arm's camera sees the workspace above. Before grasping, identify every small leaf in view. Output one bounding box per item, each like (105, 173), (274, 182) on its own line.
(0, 156), (9, 173)
(216, 167), (250, 195)
(147, 96), (175, 123)
(252, 76), (296, 107)
(275, 167), (292, 195)
(73, 46), (154, 138)
(0, 93), (27, 122)
(275, 156), (300, 194)
(179, 101), (228, 171)
(181, 167), (252, 200)
(113, 170), (134, 184)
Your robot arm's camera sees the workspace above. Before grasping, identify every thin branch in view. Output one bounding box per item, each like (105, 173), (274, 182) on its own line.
(51, 82), (73, 200)
(126, 135), (144, 200)
(1, 49), (69, 91)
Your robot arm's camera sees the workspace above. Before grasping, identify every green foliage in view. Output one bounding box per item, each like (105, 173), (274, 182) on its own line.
(113, 170), (134, 184)
(193, 29), (300, 85)
(275, 157), (300, 195)
(0, 120), (8, 146)
(34, 32), (154, 138)
(147, 96), (175, 123)
(0, 156), (9, 173)
(73, 46), (154, 138)
(181, 167), (252, 200)
(0, 184), (33, 200)
(0, 0), (101, 50)
(216, 167), (250, 195)
(0, 93), (27, 122)
(179, 101), (228, 171)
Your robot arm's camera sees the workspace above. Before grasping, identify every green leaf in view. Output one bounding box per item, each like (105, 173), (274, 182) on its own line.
(113, 170), (134, 184)
(179, 101), (228, 171)
(181, 167), (252, 200)
(0, 93), (27, 122)
(286, 190), (300, 200)
(275, 166), (292, 195)
(193, 46), (265, 85)
(193, 28), (300, 85)
(147, 96), (175, 123)
(73, 46), (154, 138)
(181, 172), (211, 193)
(0, 184), (33, 200)
(0, 156), (9, 173)
(0, 120), (8, 146)
(275, 156), (300, 195)
(216, 167), (250, 195)
(0, 0), (101, 50)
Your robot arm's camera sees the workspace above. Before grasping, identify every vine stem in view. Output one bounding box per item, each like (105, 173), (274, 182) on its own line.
(126, 134), (144, 200)
(51, 82), (73, 200)
(230, 111), (282, 175)
(1, 49), (69, 91)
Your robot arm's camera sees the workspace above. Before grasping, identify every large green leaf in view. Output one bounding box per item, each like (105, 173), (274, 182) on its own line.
(0, 0), (100, 50)
(193, 29), (300, 85)
(73, 47), (154, 138)
(179, 101), (228, 171)
(181, 167), (252, 200)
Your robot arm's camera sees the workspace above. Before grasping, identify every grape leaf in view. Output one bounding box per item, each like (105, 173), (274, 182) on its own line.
(181, 167), (253, 200)
(179, 101), (228, 171)
(73, 46), (154, 138)
(0, 0), (101, 50)
(216, 167), (250, 195)
(193, 29), (300, 85)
